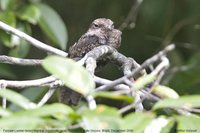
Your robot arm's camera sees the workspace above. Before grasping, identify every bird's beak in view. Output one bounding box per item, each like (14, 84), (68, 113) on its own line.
(109, 24), (114, 30)
(107, 26), (113, 30)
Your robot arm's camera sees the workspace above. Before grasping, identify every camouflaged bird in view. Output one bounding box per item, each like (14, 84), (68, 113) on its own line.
(59, 18), (122, 105)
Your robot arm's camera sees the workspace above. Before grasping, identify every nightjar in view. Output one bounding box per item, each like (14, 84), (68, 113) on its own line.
(59, 18), (122, 105)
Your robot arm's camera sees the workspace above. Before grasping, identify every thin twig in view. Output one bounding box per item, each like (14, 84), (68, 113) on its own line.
(0, 84), (7, 109)
(37, 88), (56, 107)
(37, 80), (63, 107)
(118, 102), (135, 114)
(119, 0), (144, 30)
(134, 93), (143, 112)
(86, 95), (96, 110)
(94, 76), (129, 90)
(183, 108), (200, 114)
(150, 56), (169, 76)
(0, 76), (57, 88)
(139, 90), (160, 101)
(94, 76), (161, 101)
(162, 17), (200, 46)
(0, 21), (68, 57)
(0, 55), (42, 66)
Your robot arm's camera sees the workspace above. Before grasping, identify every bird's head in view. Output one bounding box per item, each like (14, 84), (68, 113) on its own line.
(88, 18), (114, 33)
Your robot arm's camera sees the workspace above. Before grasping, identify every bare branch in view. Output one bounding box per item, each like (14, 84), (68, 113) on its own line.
(83, 45), (116, 75)
(94, 76), (160, 102)
(0, 21), (68, 57)
(94, 76), (130, 91)
(37, 80), (63, 107)
(118, 103), (135, 114)
(162, 17), (200, 46)
(86, 95), (96, 110)
(0, 76), (58, 88)
(0, 55), (42, 66)
(182, 108), (200, 114)
(37, 88), (56, 107)
(96, 44), (175, 91)
(151, 56), (169, 76)
(119, 0), (144, 30)
(119, 92), (144, 114)
(83, 45), (142, 77)
(134, 93), (144, 112)
(0, 84), (7, 109)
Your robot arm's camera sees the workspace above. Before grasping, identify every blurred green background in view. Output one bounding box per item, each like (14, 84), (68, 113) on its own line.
(1, 0), (200, 102)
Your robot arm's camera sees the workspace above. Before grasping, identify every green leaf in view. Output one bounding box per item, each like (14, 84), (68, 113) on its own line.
(41, 118), (71, 128)
(0, 89), (36, 109)
(42, 56), (95, 95)
(17, 4), (40, 24)
(9, 37), (30, 58)
(38, 3), (68, 50)
(0, 116), (44, 128)
(176, 115), (200, 132)
(0, 11), (16, 28)
(93, 92), (134, 103)
(133, 74), (156, 90)
(0, 0), (10, 10)
(9, 23), (31, 57)
(9, 87), (47, 111)
(1, 104), (75, 128)
(21, 87), (47, 102)
(153, 95), (200, 110)
(152, 85), (179, 99)
(0, 107), (12, 117)
(0, 0), (16, 11)
(81, 105), (121, 130)
(0, 11), (16, 48)
(121, 112), (155, 133)
(160, 119), (175, 133)
(15, 103), (74, 120)
(0, 64), (16, 79)
(144, 117), (170, 133)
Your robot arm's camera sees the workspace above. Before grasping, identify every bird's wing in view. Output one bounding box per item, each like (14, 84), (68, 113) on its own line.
(69, 34), (100, 58)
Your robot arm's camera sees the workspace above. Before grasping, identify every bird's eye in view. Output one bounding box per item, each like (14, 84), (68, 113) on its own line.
(93, 24), (99, 28)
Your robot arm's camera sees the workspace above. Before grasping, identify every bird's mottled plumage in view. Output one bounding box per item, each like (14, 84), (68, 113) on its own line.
(107, 28), (121, 49)
(69, 18), (121, 58)
(59, 18), (122, 105)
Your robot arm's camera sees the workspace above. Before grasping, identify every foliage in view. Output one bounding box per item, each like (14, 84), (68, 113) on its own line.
(0, 0), (200, 132)
(42, 56), (95, 95)
(0, 89), (200, 132)
(0, 0), (68, 58)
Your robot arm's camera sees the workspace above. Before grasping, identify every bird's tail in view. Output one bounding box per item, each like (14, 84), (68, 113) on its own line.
(59, 87), (82, 106)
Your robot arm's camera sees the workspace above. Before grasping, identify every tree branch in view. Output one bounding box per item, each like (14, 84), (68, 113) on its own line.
(0, 21), (68, 57)
(37, 88), (56, 107)
(119, 0), (144, 30)
(0, 76), (58, 88)
(0, 55), (42, 66)
(83, 45), (143, 77)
